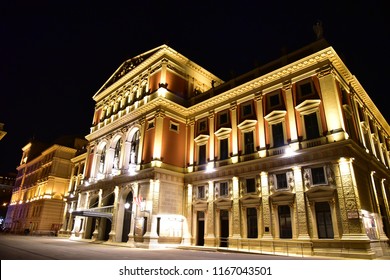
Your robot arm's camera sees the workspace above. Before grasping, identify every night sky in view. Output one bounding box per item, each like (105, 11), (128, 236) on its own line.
(1, 1), (388, 174)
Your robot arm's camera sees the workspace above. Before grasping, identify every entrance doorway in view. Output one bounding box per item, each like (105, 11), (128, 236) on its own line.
(196, 211), (205, 246)
(122, 192), (133, 242)
(219, 210), (229, 247)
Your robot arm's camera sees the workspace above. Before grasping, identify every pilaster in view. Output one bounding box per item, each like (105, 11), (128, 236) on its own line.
(260, 171), (272, 239)
(255, 93), (267, 157)
(204, 181), (216, 246)
(293, 166), (310, 239)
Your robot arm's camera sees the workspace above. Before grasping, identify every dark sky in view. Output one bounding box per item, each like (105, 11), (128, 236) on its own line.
(0, 0), (388, 174)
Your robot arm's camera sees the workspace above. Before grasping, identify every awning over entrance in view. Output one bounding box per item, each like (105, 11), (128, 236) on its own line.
(71, 206), (114, 221)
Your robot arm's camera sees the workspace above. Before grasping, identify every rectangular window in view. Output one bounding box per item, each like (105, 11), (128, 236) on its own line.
(219, 182), (229, 197)
(170, 121), (179, 133)
(272, 122), (284, 147)
(245, 178), (256, 193)
(304, 112), (320, 139)
(198, 119), (208, 134)
(147, 120), (155, 130)
(220, 138), (229, 160)
(269, 92), (281, 107)
(244, 131), (254, 154)
(299, 82), (314, 97)
(247, 208), (258, 238)
(197, 186), (205, 199)
(311, 167), (326, 185)
(276, 173), (288, 189)
(243, 103), (252, 116)
(198, 144), (206, 165)
(218, 111), (229, 127)
(278, 205), (292, 238)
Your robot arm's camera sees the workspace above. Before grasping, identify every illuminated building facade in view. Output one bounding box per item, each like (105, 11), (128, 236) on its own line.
(70, 40), (390, 258)
(5, 137), (87, 235)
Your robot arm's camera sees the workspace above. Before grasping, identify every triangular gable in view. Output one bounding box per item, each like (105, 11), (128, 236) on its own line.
(93, 45), (168, 98)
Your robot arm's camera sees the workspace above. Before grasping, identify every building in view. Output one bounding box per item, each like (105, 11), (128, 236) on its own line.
(0, 172), (16, 228)
(69, 39), (390, 259)
(5, 136), (87, 235)
(0, 123), (7, 141)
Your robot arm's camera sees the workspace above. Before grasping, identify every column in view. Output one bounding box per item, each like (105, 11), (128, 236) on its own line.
(105, 147), (115, 175)
(108, 186), (119, 242)
(127, 183), (138, 247)
(230, 102), (239, 163)
(187, 119), (195, 172)
(204, 181), (216, 246)
(152, 109), (165, 166)
(136, 118), (146, 168)
(143, 179), (159, 247)
(317, 65), (346, 142)
(182, 184), (193, 245)
(255, 93), (267, 157)
(231, 177), (241, 241)
(260, 172), (272, 239)
(293, 166), (310, 239)
(208, 111), (215, 169)
(338, 158), (367, 240)
(283, 81), (299, 149)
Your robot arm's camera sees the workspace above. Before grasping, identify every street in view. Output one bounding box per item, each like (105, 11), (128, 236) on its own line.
(0, 234), (329, 260)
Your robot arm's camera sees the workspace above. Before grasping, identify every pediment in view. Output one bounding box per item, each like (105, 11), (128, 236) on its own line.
(192, 200), (208, 210)
(306, 186), (336, 201)
(215, 198), (233, 208)
(264, 110), (287, 124)
(270, 191), (295, 204)
(237, 119), (257, 131)
(295, 99), (321, 114)
(194, 134), (210, 144)
(240, 195), (261, 206)
(94, 46), (164, 98)
(214, 127), (232, 138)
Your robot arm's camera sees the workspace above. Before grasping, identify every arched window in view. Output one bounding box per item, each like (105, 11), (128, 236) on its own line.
(130, 130), (140, 165)
(113, 140), (122, 170)
(99, 145), (106, 174)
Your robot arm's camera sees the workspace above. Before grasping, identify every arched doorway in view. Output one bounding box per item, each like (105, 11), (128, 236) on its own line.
(101, 193), (115, 241)
(85, 196), (98, 239)
(122, 192), (133, 242)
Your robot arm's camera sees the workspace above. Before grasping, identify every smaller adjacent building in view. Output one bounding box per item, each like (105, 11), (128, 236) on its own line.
(4, 136), (87, 235)
(0, 172), (16, 228)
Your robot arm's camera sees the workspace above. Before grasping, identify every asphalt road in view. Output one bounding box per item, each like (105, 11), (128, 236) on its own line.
(0, 234), (329, 260)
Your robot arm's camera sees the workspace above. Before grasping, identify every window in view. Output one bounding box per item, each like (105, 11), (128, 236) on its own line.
(247, 208), (258, 238)
(219, 138), (229, 160)
(219, 182), (229, 197)
(198, 144), (206, 165)
(269, 92), (281, 108)
(198, 119), (208, 134)
(99, 146), (106, 173)
(272, 122), (284, 147)
(298, 80), (316, 98)
(245, 178), (256, 193)
(113, 140), (122, 169)
(147, 120), (155, 130)
(242, 102), (253, 117)
(170, 121), (179, 133)
(276, 174), (288, 190)
(278, 205), (292, 238)
(197, 186), (205, 199)
(315, 202), (334, 239)
(244, 131), (254, 154)
(304, 112), (320, 139)
(129, 131), (140, 165)
(218, 111), (229, 127)
(311, 167), (326, 185)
